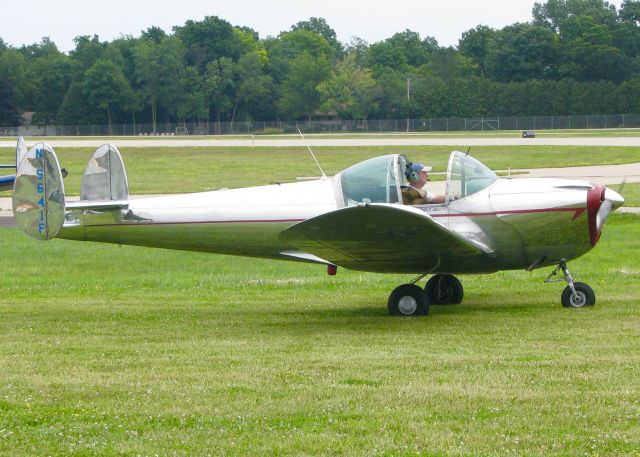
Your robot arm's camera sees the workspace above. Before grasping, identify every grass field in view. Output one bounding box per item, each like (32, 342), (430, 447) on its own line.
(0, 212), (639, 456)
(1, 144), (639, 195)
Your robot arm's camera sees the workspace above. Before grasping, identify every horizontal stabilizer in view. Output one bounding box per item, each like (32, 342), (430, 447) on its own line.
(66, 199), (129, 211)
(279, 204), (490, 272)
(0, 137), (21, 191)
(12, 143), (65, 240)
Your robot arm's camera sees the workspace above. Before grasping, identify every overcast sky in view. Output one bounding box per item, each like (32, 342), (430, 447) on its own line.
(2, 0), (625, 53)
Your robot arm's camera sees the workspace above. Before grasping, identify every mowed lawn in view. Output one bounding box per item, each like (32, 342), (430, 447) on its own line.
(0, 212), (639, 456)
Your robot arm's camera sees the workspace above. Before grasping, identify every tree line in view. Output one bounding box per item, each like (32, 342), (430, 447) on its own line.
(2, 0), (640, 130)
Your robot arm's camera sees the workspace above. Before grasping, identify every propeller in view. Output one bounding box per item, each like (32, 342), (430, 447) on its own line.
(596, 187), (625, 232)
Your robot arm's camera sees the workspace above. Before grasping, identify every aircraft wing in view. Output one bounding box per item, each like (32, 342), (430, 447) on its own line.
(0, 173), (16, 192)
(279, 204), (492, 273)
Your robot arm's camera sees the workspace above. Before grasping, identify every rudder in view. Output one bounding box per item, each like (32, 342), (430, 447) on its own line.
(12, 143), (65, 240)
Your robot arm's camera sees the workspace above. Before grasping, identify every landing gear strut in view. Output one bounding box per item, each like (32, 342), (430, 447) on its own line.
(546, 259), (596, 308)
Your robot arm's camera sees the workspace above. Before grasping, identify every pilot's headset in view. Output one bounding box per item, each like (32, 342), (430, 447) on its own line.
(405, 163), (421, 182)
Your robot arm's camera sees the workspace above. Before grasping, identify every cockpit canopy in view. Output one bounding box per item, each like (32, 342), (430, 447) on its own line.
(335, 151), (497, 206)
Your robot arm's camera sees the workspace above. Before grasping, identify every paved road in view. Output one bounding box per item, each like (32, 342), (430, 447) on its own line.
(4, 135), (640, 148)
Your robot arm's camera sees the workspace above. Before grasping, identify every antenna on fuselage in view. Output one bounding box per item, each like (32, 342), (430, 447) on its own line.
(298, 129), (327, 179)
(465, 146), (471, 157)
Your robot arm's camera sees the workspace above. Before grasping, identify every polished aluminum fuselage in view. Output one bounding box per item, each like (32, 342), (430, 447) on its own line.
(58, 175), (597, 274)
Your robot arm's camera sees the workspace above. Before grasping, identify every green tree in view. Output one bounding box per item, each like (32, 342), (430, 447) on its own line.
(134, 36), (186, 132)
(0, 49), (31, 109)
(318, 54), (376, 119)
(422, 47), (478, 80)
(458, 25), (496, 75)
(232, 51), (275, 123)
(265, 30), (335, 85)
(291, 17), (343, 56)
(560, 15), (626, 81)
(344, 37), (369, 66)
(366, 30), (438, 74)
(0, 79), (20, 126)
(175, 66), (207, 126)
(203, 57), (236, 131)
(83, 60), (134, 133)
(278, 52), (331, 120)
(173, 16), (252, 72)
(18, 36), (60, 59)
(141, 26), (167, 44)
(70, 35), (107, 71)
(485, 23), (559, 82)
(533, 0), (618, 31)
(31, 53), (73, 125)
(371, 68), (406, 118)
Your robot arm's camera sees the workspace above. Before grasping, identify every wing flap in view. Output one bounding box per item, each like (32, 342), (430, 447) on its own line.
(279, 204), (490, 272)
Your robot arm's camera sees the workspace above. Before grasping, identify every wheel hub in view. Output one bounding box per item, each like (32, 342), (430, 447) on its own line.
(435, 284), (453, 302)
(570, 291), (587, 307)
(398, 296), (418, 315)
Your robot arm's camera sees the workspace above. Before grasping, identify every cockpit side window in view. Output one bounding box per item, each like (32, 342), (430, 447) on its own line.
(338, 155), (400, 206)
(446, 151), (497, 202)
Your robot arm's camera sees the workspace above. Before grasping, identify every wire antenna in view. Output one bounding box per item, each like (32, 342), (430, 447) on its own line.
(298, 129), (327, 179)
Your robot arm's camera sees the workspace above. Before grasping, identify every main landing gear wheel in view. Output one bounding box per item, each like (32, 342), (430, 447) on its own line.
(561, 282), (595, 308)
(388, 284), (430, 316)
(424, 274), (464, 305)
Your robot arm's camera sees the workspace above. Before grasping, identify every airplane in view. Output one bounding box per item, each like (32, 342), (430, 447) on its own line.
(0, 137), (20, 191)
(11, 137), (624, 316)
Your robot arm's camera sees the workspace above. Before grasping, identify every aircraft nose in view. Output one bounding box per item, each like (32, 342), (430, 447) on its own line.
(604, 187), (624, 209)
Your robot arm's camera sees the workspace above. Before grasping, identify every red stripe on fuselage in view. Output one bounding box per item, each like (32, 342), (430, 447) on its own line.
(87, 218), (306, 227)
(430, 207), (586, 218)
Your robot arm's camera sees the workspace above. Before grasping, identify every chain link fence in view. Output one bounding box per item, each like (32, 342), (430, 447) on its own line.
(4, 114), (640, 137)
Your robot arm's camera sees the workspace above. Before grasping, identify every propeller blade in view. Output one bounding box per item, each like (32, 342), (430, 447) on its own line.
(596, 187), (625, 232)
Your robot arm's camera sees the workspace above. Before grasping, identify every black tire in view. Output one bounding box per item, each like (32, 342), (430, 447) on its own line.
(425, 274), (464, 305)
(561, 282), (596, 308)
(388, 284), (430, 316)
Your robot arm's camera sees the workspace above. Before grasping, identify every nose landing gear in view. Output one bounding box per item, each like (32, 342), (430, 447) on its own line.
(546, 259), (596, 308)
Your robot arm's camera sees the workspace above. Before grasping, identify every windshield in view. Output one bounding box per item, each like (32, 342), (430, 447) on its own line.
(338, 154), (402, 205)
(445, 151), (497, 202)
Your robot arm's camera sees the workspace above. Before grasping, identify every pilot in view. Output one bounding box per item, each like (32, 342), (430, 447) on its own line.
(402, 163), (445, 205)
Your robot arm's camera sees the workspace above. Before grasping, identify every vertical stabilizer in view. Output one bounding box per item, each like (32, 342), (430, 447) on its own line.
(80, 144), (129, 201)
(12, 143), (65, 240)
(16, 136), (27, 166)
